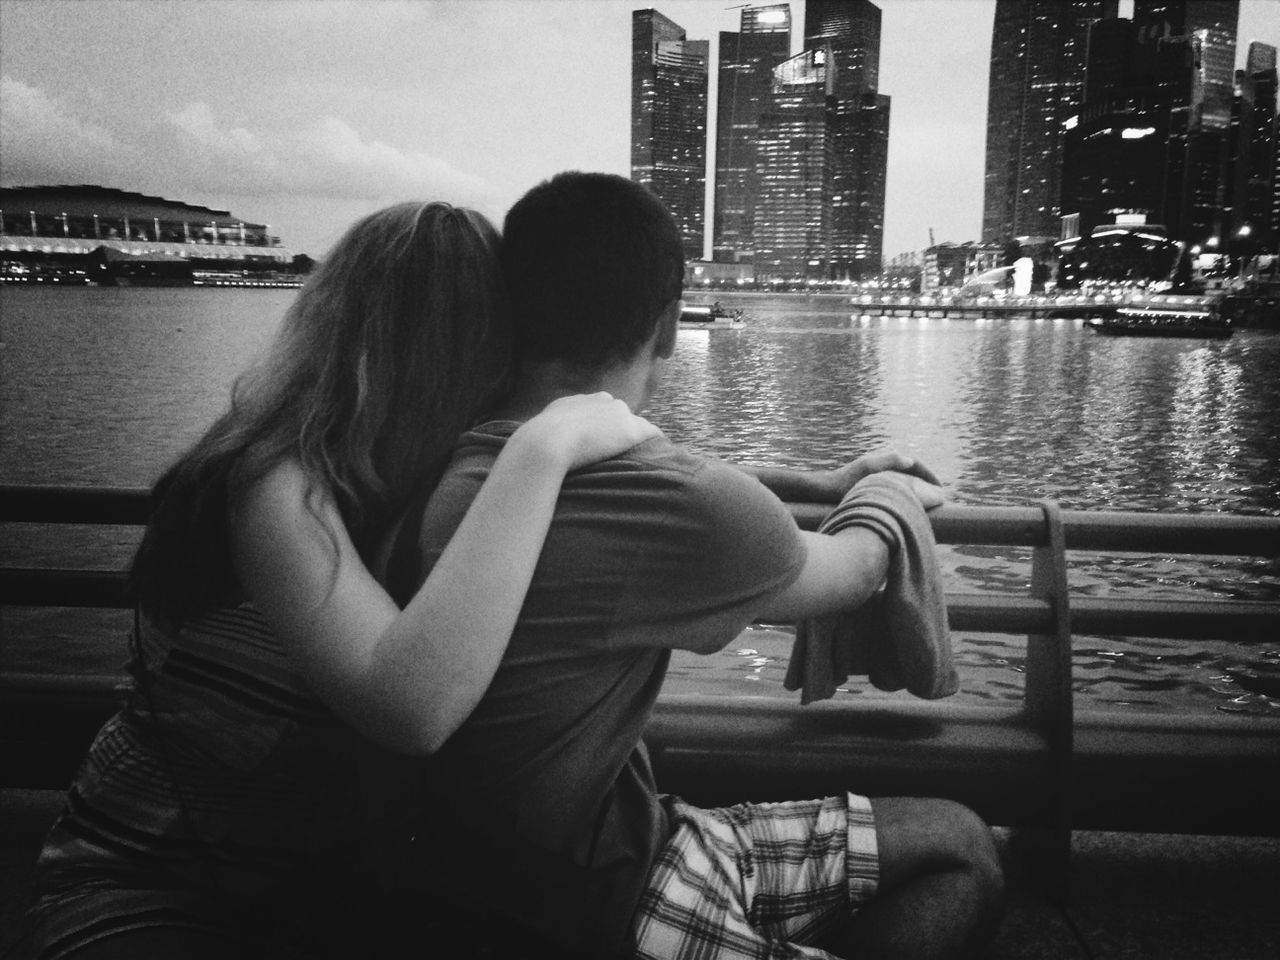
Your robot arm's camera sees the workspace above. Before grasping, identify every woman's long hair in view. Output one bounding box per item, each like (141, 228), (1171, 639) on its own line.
(130, 202), (513, 623)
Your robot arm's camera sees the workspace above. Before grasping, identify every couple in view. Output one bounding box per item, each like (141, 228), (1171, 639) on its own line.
(20, 173), (1002, 959)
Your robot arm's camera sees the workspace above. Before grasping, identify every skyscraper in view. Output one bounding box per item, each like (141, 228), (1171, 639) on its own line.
(632, 9), (709, 260)
(1060, 0), (1242, 245)
(804, 0), (889, 278)
(754, 49), (835, 280)
(982, 0), (1118, 243)
(712, 4), (792, 264)
(1134, 0), (1238, 128)
(1132, 0), (1239, 244)
(1228, 42), (1278, 249)
(1060, 19), (1157, 238)
(804, 0), (881, 97)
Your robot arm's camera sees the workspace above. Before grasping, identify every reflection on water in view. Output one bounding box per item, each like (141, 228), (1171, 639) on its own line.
(653, 297), (1280, 716)
(656, 306), (1280, 515)
(2, 288), (1278, 716)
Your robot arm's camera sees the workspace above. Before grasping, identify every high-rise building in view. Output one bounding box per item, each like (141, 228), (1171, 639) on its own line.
(823, 90), (890, 276)
(631, 9), (709, 260)
(1273, 108), (1280, 252)
(1134, 1), (1238, 128)
(804, 0), (881, 97)
(1061, 16), (1185, 239)
(1060, 1), (1241, 245)
(804, 0), (889, 278)
(754, 49), (836, 280)
(982, 0), (1118, 243)
(712, 4), (792, 264)
(1133, 0), (1239, 244)
(1228, 42), (1278, 249)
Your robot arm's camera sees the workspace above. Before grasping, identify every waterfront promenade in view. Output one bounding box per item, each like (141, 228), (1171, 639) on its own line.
(686, 288), (1219, 321)
(847, 292), (1130, 320)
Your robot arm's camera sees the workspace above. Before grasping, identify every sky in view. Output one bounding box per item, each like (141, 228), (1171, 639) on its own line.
(1, 0), (1276, 259)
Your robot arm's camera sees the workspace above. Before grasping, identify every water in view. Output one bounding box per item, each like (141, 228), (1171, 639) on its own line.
(2, 286), (1278, 717)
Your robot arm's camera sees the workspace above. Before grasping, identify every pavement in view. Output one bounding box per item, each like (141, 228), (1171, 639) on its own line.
(3, 787), (1277, 958)
(986, 827), (1279, 959)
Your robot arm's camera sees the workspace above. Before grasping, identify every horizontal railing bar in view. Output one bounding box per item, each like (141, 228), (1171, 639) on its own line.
(948, 595), (1280, 640)
(4, 571), (1061, 625)
(946, 594), (1052, 633)
(1071, 596), (1280, 641)
(6, 486), (1279, 558)
(795, 503), (1280, 555)
(790, 502), (1051, 543)
(0, 672), (125, 696)
(0, 485), (150, 524)
(1059, 509), (1280, 556)
(6, 568), (1275, 643)
(0, 569), (132, 608)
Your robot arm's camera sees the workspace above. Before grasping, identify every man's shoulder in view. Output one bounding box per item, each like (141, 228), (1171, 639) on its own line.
(455, 420), (785, 520)
(461, 421), (721, 481)
(609, 433), (711, 477)
(577, 433), (772, 501)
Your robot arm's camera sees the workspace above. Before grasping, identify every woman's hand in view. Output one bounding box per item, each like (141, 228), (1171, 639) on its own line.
(511, 392), (662, 473)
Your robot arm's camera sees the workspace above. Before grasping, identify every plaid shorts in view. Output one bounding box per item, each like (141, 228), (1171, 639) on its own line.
(632, 793), (878, 960)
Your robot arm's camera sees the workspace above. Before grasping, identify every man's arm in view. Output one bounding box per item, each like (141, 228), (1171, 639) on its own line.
(754, 528), (890, 621)
(737, 451), (940, 504)
(753, 472), (945, 621)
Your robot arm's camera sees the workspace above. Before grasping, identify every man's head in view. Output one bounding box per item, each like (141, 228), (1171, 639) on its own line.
(502, 172), (684, 377)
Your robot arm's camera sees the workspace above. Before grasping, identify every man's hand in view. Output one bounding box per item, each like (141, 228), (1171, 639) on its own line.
(897, 473), (946, 510)
(739, 451), (943, 506)
(823, 450), (941, 502)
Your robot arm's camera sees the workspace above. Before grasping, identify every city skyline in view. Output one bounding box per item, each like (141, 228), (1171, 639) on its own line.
(1, 0), (1274, 259)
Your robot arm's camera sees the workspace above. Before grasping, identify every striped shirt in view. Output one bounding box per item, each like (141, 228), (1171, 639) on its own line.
(20, 604), (361, 959)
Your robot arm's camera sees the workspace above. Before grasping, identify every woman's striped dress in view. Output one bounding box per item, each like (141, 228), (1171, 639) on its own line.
(18, 603), (367, 959)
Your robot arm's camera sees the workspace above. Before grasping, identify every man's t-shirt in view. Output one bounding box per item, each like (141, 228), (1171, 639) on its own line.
(401, 422), (807, 952)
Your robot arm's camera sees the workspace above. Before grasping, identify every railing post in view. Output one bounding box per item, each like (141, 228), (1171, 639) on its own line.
(1016, 499), (1074, 902)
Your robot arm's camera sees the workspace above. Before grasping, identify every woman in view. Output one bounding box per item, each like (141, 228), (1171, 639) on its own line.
(17, 202), (658, 959)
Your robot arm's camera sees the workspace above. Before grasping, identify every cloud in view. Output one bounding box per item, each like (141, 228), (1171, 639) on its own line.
(1, 76), (492, 209)
(167, 103), (271, 160)
(0, 75), (144, 184)
(156, 103), (490, 205)
(294, 116), (489, 204)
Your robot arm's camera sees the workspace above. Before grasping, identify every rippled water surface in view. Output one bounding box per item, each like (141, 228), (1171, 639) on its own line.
(3, 287), (1278, 716)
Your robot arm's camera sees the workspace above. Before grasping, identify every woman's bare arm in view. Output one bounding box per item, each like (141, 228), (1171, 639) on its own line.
(232, 394), (658, 755)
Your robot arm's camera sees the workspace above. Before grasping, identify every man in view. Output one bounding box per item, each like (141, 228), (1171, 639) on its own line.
(386, 173), (1003, 959)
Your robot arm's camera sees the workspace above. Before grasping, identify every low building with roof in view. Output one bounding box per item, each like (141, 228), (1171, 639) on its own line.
(0, 185), (299, 285)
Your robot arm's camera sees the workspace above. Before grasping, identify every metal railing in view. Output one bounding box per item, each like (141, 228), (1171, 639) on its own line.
(3, 484), (1279, 894)
(4, 484), (1278, 712)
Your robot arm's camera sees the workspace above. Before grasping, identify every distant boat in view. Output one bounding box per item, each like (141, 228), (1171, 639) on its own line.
(680, 302), (744, 327)
(1085, 303), (1233, 339)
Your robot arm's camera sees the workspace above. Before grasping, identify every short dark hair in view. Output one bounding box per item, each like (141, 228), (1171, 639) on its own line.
(502, 172), (684, 370)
